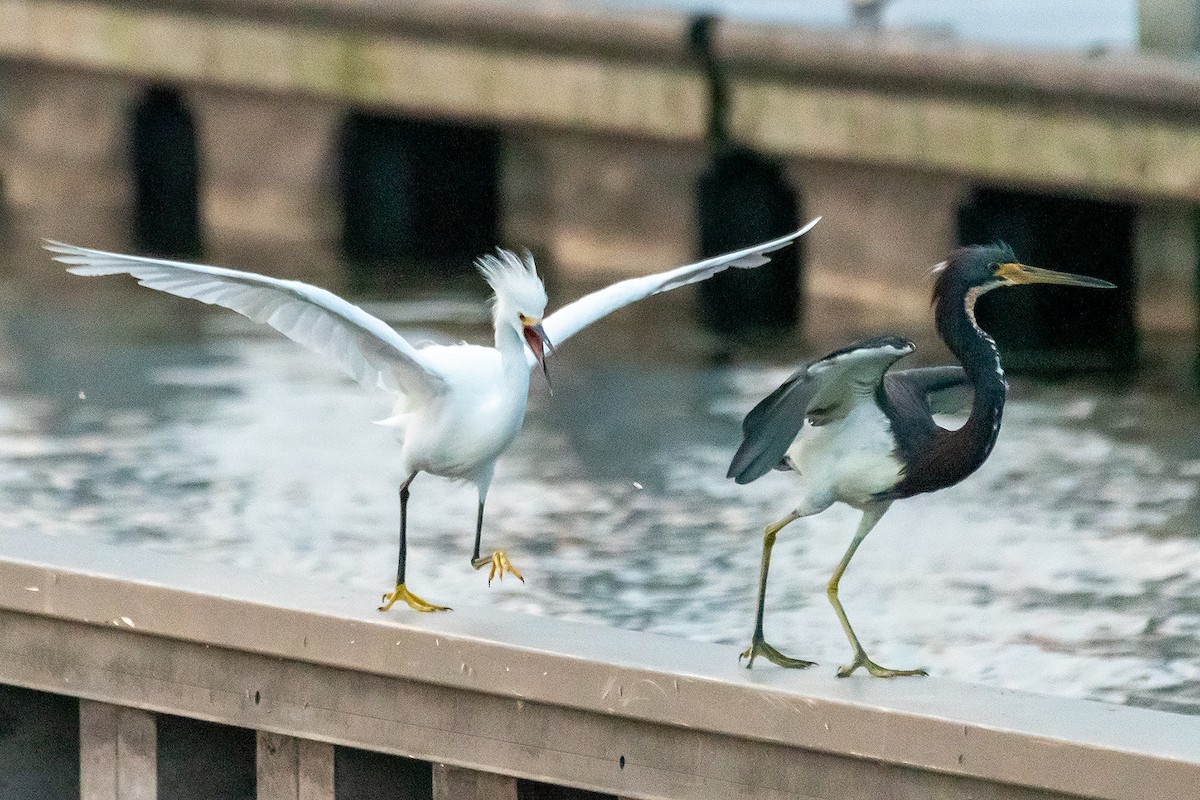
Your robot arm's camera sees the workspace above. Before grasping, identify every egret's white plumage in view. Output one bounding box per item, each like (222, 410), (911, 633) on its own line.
(475, 249), (547, 318)
(48, 248), (444, 398)
(46, 216), (818, 611)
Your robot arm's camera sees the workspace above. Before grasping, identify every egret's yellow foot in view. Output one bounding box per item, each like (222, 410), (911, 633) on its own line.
(739, 636), (816, 669)
(836, 649), (926, 678)
(378, 583), (451, 613)
(471, 550), (524, 586)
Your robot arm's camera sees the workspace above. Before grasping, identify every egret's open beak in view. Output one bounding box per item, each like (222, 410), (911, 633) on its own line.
(523, 321), (554, 391)
(996, 262), (1117, 289)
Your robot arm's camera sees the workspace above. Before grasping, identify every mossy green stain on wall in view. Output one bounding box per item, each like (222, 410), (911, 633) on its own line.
(10, 0), (1200, 201)
(732, 78), (1200, 200)
(328, 35), (386, 104)
(98, 8), (140, 72)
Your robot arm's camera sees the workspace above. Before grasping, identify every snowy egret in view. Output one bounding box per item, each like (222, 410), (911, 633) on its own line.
(727, 244), (1114, 676)
(48, 217), (818, 612)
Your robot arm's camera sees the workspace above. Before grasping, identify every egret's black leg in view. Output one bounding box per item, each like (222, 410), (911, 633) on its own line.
(469, 483), (524, 585)
(398, 476), (412, 584)
(829, 503), (925, 678)
(379, 472), (450, 612)
(471, 497), (485, 564)
(740, 509), (816, 669)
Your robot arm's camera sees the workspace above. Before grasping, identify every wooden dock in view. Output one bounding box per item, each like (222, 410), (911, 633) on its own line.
(0, 531), (1196, 799)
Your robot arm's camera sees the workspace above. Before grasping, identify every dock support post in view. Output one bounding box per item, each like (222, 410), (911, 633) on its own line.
(80, 700), (157, 800)
(432, 763), (518, 800)
(130, 86), (202, 259)
(1194, 206), (1200, 383)
(689, 15), (804, 340)
(256, 732), (334, 800)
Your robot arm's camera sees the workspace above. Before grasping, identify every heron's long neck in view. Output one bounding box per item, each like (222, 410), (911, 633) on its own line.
(938, 286), (1008, 463)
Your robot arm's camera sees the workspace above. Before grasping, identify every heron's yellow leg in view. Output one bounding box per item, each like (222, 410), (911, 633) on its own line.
(471, 550), (524, 586)
(741, 638), (815, 669)
(740, 511), (816, 669)
(828, 504), (926, 678)
(379, 583), (451, 613)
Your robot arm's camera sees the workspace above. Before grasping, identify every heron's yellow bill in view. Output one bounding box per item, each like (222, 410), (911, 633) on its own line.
(995, 262), (1116, 289)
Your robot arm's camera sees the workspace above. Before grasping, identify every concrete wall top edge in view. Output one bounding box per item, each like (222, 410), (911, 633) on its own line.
(716, 21), (1200, 114)
(116, 0), (700, 65)
(116, 0), (1200, 112)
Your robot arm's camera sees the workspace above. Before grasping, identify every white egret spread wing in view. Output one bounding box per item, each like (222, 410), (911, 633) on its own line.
(45, 242), (447, 398)
(727, 335), (913, 485)
(534, 218), (820, 366)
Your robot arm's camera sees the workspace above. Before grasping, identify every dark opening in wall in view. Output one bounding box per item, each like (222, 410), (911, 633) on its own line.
(339, 112), (500, 289)
(157, 714), (254, 799)
(517, 778), (616, 800)
(131, 86), (203, 258)
(695, 147), (803, 338)
(334, 746), (432, 800)
(0, 684), (79, 800)
(957, 187), (1137, 372)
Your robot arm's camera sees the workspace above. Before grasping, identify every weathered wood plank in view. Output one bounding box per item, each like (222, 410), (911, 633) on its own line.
(432, 763), (518, 800)
(256, 731), (335, 800)
(80, 701), (157, 800)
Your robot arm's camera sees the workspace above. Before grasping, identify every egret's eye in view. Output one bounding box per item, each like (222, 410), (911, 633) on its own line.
(518, 313), (529, 324)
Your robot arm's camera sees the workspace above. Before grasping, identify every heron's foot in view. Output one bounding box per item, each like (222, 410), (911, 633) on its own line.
(378, 583), (451, 613)
(836, 648), (926, 678)
(739, 635), (816, 669)
(471, 550), (524, 586)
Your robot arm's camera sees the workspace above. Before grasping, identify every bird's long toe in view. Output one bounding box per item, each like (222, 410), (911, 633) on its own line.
(739, 637), (816, 669)
(378, 583), (451, 613)
(836, 650), (926, 678)
(472, 550), (524, 586)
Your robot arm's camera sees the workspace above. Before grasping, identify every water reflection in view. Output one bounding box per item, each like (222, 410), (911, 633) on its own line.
(1, 255), (1199, 716)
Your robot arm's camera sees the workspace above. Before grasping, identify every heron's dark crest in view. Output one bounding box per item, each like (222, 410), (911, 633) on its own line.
(931, 243), (1015, 303)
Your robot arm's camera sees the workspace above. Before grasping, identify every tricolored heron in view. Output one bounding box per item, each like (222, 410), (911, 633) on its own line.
(47, 217), (817, 613)
(727, 244), (1115, 677)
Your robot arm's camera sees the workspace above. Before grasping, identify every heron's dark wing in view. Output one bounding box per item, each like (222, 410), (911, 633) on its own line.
(739, 363), (809, 436)
(879, 366), (968, 470)
(885, 366), (969, 414)
(728, 336), (913, 485)
(727, 363), (817, 484)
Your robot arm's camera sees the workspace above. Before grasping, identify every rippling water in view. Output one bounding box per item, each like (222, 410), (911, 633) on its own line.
(2, 253), (1199, 716)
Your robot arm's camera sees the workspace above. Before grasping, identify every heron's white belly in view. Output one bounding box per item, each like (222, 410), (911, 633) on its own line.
(789, 400), (902, 508)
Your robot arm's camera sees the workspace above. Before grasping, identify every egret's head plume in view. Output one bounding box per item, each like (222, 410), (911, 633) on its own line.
(476, 248), (548, 320)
